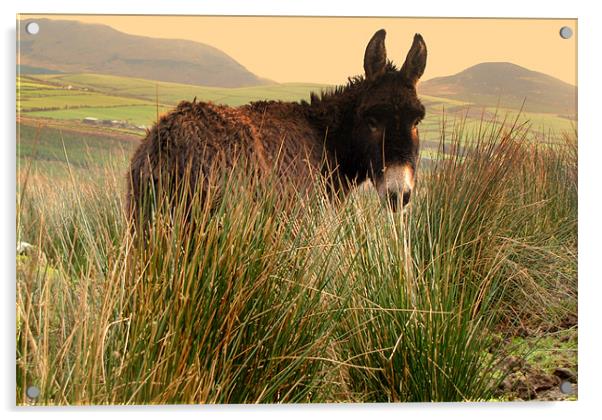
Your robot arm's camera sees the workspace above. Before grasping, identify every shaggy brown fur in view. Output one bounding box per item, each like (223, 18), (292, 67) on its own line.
(127, 29), (427, 223)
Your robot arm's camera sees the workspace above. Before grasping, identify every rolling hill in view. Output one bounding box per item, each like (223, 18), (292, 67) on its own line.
(17, 73), (328, 127)
(17, 71), (575, 142)
(18, 18), (267, 88)
(420, 62), (577, 117)
(17, 70), (576, 183)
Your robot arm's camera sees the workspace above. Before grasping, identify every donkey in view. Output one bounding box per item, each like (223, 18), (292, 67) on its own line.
(127, 29), (427, 223)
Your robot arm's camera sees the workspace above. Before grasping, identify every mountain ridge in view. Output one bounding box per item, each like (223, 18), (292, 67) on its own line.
(19, 18), (268, 88)
(420, 62), (576, 116)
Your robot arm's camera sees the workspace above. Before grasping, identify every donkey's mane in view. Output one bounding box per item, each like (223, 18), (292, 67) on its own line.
(301, 61), (405, 131)
(313, 61), (400, 102)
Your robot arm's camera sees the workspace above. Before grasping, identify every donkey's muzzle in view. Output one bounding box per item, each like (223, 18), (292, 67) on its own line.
(376, 163), (415, 212)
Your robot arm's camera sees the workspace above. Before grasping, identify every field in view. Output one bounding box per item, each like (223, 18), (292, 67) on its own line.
(30, 73), (329, 106)
(17, 119), (138, 178)
(16, 72), (578, 404)
(18, 73), (575, 145)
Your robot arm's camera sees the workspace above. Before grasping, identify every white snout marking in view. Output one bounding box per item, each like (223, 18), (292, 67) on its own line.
(376, 163), (414, 199)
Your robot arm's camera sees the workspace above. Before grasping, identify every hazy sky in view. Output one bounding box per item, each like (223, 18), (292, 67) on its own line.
(21, 15), (577, 86)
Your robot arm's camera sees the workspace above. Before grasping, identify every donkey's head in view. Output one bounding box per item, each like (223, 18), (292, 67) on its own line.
(354, 29), (427, 211)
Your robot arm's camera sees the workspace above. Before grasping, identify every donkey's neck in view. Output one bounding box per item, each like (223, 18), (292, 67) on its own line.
(306, 82), (369, 186)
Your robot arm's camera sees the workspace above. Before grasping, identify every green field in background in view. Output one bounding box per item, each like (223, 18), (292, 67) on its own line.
(26, 105), (170, 127)
(32, 73), (325, 106)
(17, 122), (138, 178)
(18, 72), (576, 169)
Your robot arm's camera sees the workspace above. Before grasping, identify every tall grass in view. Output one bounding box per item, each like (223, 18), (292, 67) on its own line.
(16, 118), (577, 404)
(333, 119), (577, 402)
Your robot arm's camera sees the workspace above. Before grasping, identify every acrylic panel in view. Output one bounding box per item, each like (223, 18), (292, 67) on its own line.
(16, 15), (577, 405)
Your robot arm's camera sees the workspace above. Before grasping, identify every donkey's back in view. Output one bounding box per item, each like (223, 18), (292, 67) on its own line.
(127, 99), (324, 222)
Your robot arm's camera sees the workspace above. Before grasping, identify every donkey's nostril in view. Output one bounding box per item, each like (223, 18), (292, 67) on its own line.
(402, 190), (411, 206)
(386, 190), (411, 212)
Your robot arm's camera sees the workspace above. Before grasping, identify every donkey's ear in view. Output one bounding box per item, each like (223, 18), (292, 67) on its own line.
(364, 29), (387, 81)
(400, 34), (427, 85)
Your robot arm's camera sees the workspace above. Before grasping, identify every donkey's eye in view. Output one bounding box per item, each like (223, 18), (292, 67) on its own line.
(366, 117), (379, 132)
